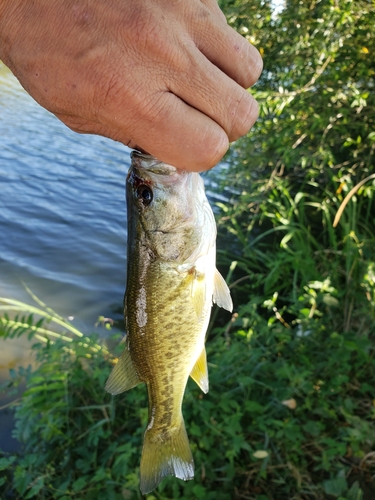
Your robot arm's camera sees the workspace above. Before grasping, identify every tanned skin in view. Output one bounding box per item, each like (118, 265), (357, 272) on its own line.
(0, 0), (262, 171)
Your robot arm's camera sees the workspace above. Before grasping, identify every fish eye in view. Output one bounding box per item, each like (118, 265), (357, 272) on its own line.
(136, 184), (153, 206)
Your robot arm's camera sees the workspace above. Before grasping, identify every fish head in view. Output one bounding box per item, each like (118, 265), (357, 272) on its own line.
(127, 152), (215, 263)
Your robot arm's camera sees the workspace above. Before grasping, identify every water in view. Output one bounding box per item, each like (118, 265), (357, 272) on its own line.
(0, 62), (132, 451)
(0, 62), (229, 452)
(0, 63), (131, 331)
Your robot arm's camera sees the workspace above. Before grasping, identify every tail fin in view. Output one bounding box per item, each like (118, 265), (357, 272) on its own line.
(139, 420), (194, 494)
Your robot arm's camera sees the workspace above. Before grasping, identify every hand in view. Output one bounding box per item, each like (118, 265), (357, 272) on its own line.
(0, 0), (262, 171)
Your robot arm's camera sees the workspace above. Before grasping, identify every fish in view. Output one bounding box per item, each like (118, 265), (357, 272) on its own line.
(105, 151), (232, 494)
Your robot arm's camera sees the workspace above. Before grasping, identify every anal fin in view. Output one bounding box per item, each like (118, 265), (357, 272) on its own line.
(190, 347), (209, 394)
(105, 347), (142, 395)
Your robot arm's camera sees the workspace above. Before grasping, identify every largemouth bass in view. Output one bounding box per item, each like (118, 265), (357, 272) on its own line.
(105, 151), (232, 494)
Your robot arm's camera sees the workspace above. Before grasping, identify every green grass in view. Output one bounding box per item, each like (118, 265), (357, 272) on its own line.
(1, 269), (375, 499)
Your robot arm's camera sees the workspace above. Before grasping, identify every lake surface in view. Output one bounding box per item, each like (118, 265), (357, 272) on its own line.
(0, 63), (131, 332)
(0, 62), (226, 451)
(0, 61), (133, 451)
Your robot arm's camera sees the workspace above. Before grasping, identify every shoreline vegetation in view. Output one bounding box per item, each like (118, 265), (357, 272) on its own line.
(1, 0), (375, 498)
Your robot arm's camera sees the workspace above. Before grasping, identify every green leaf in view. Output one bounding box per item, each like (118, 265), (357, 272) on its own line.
(72, 476), (88, 492)
(192, 484), (207, 498)
(244, 400), (264, 413)
(323, 477), (348, 497)
(347, 481), (363, 500)
(0, 456), (16, 471)
(24, 477), (44, 499)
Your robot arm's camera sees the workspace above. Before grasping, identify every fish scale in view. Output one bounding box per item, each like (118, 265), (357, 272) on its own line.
(128, 261), (201, 437)
(105, 151), (233, 494)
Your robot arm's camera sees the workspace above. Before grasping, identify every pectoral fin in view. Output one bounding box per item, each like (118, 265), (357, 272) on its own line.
(213, 269), (233, 312)
(105, 347), (142, 395)
(190, 347), (209, 394)
(190, 268), (206, 319)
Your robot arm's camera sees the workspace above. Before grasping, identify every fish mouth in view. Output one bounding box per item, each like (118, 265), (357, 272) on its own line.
(131, 151), (162, 170)
(131, 151), (185, 179)
(129, 156), (202, 201)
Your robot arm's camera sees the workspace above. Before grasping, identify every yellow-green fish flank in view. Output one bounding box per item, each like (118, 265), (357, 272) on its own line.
(105, 152), (232, 494)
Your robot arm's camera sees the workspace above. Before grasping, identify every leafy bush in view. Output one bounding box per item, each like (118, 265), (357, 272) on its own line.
(1, 290), (375, 499)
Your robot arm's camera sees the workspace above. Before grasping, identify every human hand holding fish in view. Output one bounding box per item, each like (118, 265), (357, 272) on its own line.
(0, 0), (262, 171)
(106, 152), (233, 494)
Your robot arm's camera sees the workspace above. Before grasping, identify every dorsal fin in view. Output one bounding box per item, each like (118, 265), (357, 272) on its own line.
(213, 269), (233, 312)
(190, 347), (209, 394)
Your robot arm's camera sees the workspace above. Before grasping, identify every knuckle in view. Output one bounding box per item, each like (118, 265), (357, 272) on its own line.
(122, 6), (178, 68)
(230, 36), (263, 88)
(193, 129), (229, 171)
(246, 44), (263, 87)
(228, 91), (259, 141)
(200, 0), (227, 23)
